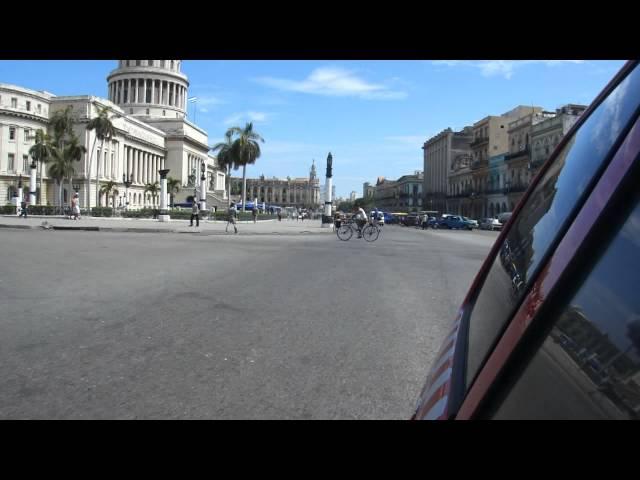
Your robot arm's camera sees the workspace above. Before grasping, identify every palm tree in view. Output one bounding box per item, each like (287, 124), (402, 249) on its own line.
(65, 135), (86, 204)
(28, 129), (54, 204)
(48, 147), (76, 211)
(99, 180), (119, 207)
(86, 104), (117, 211)
(166, 177), (181, 208)
(49, 106), (74, 210)
(144, 181), (160, 208)
(210, 130), (239, 207)
(228, 122), (264, 212)
(49, 106), (74, 149)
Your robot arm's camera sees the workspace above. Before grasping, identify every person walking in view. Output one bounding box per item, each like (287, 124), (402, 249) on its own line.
(190, 199), (200, 227)
(71, 193), (81, 220)
(19, 198), (28, 218)
(226, 202), (238, 234)
(252, 207), (258, 223)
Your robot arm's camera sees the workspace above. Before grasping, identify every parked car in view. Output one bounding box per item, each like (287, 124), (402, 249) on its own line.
(413, 60), (640, 420)
(497, 212), (512, 225)
(479, 217), (502, 231)
(462, 216), (479, 229)
(401, 213), (420, 227)
(438, 215), (475, 230)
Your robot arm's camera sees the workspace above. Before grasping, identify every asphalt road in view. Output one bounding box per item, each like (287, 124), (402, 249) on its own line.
(0, 225), (498, 419)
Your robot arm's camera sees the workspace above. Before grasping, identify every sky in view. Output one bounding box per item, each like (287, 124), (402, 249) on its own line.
(0, 60), (626, 198)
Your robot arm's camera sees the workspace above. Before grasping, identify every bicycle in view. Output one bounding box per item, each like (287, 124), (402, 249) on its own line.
(336, 219), (380, 242)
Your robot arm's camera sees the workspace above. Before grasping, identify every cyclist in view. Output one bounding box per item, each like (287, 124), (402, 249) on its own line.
(353, 206), (368, 238)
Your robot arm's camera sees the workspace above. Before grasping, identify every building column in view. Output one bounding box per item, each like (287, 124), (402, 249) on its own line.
(145, 152), (149, 184)
(134, 149), (139, 184)
(151, 79), (156, 104)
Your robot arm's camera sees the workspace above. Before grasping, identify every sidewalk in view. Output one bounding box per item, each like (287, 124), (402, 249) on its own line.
(0, 215), (334, 235)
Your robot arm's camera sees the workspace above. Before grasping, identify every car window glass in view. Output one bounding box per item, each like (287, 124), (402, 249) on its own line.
(465, 64), (640, 389)
(489, 195), (640, 419)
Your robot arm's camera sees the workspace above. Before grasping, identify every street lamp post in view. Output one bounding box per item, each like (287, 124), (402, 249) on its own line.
(158, 168), (170, 222)
(122, 172), (132, 211)
(200, 160), (207, 212)
(16, 175), (23, 215)
(29, 160), (37, 206)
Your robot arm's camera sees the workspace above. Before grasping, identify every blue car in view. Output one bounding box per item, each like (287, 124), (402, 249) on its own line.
(438, 215), (475, 230)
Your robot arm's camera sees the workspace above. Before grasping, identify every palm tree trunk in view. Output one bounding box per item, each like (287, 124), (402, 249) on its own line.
(68, 175), (73, 209)
(241, 165), (247, 212)
(95, 139), (104, 211)
(86, 135), (97, 213)
(227, 164), (232, 208)
(37, 161), (42, 204)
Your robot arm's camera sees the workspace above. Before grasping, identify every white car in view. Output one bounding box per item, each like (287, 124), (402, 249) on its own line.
(370, 211), (384, 226)
(480, 217), (502, 230)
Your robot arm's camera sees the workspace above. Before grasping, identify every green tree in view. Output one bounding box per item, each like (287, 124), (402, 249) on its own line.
(354, 197), (375, 211)
(86, 104), (117, 211)
(48, 143), (78, 210)
(166, 177), (181, 208)
(144, 181), (160, 208)
(210, 130), (239, 207)
(99, 180), (119, 207)
(64, 135), (87, 203)
(28, 129), (54, 204)
(228, 122), (264, 212)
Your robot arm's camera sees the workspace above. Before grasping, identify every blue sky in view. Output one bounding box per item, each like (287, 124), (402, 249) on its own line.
(0, 60), (625, 197)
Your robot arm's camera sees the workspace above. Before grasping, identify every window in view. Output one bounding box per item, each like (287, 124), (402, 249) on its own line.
(463, 64), (640, 393)
(162, 110), (166, 116)
(8, 154), (15, 171)
(11, 98), (17, 108)
(26, 101), (31, 111)
(37, 104), (41, 114)
(488, 193), (640, 419)
(23, 155), (29, 172)
(130, 108), (134, 114)
(161, 60), (166, 68)
(136, 60), (141, 66)
(146, 108), (150, 114)
(9, 127), (16, 140)
(24, 129), (30, 142)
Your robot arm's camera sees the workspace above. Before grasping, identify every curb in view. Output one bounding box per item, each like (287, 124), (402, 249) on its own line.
(0, 224), (33, 230)
(0, 223), (333, 235)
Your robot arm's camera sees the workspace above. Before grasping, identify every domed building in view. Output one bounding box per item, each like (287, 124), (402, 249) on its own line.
(0, 60), (227, 210)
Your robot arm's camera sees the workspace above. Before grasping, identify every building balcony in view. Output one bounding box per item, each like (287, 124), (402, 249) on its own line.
(504, 184), (527, 194)
(470, 136), (489, 148)
(471, 160), (488, 171)
(528, 157), (546, 170)
(505, 146), (530, 161)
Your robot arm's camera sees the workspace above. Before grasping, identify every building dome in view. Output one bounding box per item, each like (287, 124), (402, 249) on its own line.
(106, 60), (189, 118)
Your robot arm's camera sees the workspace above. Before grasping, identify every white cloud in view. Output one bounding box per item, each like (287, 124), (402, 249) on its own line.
(433, 60), (586, 79)
(223, 111), (271, 126)
(198, 95), (225, 106)
(254, 66), (407, 100)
